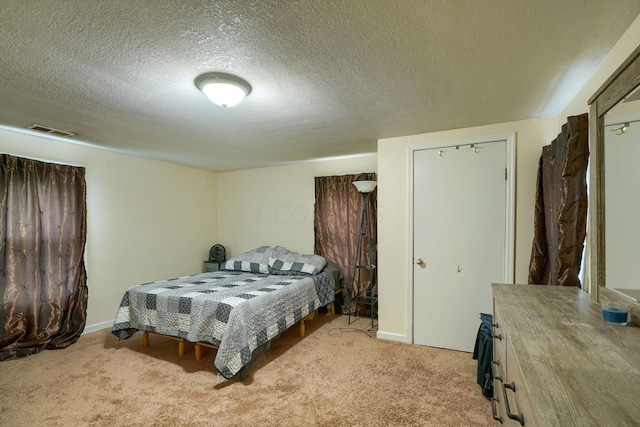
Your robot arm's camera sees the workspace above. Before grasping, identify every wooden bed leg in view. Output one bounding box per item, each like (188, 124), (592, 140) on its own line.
(299, 319), (306, 338)
(298, 311), (318, 338)
(330, 302), (335, 316)
(194, 342), (217, 360)
(178, 339), (185, 358)
(141, 332), (186, 358)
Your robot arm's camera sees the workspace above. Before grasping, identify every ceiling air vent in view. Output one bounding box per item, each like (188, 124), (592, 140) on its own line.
(27, 124), (76, 138)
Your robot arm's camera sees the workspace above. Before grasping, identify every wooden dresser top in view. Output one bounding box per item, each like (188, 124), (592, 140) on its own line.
(492, 283), (640, 426)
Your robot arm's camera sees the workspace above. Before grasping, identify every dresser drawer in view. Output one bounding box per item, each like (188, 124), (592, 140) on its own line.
(493, 301), (535, 426)
(492, 306), (506, 378)
(502, 338), (537, 426)
(491, 305), (507, 424)
(492, 375), (507, 424)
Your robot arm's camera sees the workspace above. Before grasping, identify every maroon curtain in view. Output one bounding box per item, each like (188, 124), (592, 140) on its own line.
(528, 114), (589, 287)
(314, 173), (377, 313)
(1, 154), (88, 360)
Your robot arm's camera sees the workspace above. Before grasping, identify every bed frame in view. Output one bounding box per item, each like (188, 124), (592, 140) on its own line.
(139, 302), (335, 380)
(116, 253), (343, 380)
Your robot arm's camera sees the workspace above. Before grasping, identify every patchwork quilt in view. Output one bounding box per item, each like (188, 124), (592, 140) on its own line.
(112, 270), (334, 379)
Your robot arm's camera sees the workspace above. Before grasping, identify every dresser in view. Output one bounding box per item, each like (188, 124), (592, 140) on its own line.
(491, 284), (640, 426)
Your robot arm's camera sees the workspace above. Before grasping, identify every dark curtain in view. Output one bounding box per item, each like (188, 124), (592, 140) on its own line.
(314, 173), (377, 313)
(528, 113), (589, 287)
(0, 154), (88, 360)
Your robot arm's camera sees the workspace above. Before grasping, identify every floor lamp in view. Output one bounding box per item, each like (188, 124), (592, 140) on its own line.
(348, 180), (378, 329)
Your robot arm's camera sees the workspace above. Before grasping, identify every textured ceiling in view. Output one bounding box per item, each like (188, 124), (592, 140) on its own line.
(1, 1), (639, 171)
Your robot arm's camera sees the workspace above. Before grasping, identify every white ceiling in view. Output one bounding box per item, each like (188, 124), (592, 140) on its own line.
(1, 1), (639, 171)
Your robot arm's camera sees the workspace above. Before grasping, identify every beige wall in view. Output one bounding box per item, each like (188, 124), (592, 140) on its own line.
(0, 128), (218, 329)
(217, 154), (377, 257)
(560, 14), (640, 120)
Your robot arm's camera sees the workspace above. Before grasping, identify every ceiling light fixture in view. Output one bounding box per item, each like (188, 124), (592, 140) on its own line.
(195, 72), (252, 107)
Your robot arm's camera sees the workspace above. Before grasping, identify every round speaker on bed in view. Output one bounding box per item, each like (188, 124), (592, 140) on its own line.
(209, 244), (226, 262)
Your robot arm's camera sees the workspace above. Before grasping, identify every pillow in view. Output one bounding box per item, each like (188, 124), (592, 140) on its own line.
(268, 246), (327, 275)
(221, 246), (273, 274)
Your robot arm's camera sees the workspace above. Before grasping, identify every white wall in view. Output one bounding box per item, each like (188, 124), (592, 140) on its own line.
(217, 154), (377, 257)
(0, 128), (218, 329)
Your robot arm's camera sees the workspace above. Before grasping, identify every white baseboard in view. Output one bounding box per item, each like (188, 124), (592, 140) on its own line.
(83, 319), (114, 335)
(376, 330), (410, 344)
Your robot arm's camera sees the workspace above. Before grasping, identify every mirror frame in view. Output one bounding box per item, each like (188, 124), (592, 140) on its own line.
(588, 44), (640, 307)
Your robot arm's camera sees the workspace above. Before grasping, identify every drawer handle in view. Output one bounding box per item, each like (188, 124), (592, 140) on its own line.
(491, 322), (502, 340)
(492, 359), (500, 366)
(493, 375), (503, 382)
(491, 397), (503, 424)
(502, 382), (525, 426)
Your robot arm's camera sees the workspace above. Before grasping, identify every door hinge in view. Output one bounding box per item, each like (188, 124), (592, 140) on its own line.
(505, 168), (507, 180)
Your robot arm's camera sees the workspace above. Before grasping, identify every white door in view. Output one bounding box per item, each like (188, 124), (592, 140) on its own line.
(413, 140), (510, 352)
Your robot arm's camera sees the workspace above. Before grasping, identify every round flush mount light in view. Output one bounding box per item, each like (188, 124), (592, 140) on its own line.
(195, 72), (252, 107)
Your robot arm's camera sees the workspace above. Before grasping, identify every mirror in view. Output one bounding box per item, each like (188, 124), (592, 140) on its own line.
(604, 87), (640, 300)
(589, 44), (640, 306)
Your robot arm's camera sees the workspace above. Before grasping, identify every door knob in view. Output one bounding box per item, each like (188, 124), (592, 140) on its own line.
(416, 258), (424, 265)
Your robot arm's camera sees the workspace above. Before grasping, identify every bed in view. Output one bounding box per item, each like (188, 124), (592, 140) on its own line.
(111, 246), (336, 380)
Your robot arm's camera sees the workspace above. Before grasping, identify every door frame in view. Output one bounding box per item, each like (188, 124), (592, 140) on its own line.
(406, 133), (516, 344)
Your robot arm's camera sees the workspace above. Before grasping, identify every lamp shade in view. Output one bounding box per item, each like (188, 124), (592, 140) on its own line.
(195, 72), (252, 107)
(353, 180), (377, 193)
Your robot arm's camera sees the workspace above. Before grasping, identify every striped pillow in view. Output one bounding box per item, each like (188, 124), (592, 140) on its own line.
(268, 246), (327, 276)
(221, 246), (273, 274)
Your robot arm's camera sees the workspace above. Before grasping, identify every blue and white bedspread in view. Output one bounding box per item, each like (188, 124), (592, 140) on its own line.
(112, 270), (334, 379)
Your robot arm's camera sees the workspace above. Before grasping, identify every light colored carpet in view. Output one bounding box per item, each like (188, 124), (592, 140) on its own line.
(0, 314), (492, 426)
